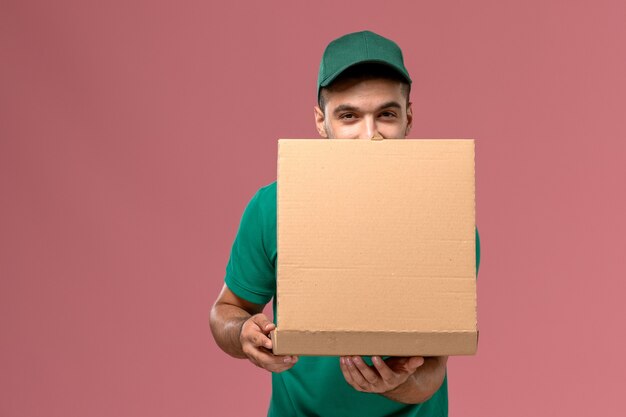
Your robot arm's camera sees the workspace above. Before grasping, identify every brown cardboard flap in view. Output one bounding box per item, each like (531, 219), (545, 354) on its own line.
(272, 329), (478, 356)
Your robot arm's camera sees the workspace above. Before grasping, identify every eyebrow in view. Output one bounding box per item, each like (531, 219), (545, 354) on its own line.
(332, 101), (403, 116)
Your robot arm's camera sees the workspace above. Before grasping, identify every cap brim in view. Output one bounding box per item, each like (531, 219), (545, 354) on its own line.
(319, 59), (412, 88)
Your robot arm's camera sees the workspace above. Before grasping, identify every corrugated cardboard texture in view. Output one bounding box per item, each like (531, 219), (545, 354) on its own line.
(274, 139), (476, 356)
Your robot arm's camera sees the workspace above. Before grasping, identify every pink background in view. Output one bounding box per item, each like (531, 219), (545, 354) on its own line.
(2, 1), (625, 416)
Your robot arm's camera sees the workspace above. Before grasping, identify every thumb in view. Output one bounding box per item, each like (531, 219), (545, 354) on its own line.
(251, 314), (275, 334)
(406, 357), (425, 372)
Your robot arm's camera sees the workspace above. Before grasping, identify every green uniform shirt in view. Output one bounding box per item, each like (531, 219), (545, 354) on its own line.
(225, 181), (481, 417)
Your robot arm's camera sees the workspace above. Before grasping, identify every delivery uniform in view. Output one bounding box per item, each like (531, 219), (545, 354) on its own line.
(224, 181), (481, 417)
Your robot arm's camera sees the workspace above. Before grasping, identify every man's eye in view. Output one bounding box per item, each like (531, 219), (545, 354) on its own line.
(339, 113), (356, 120)
(379, 111), (397, 118)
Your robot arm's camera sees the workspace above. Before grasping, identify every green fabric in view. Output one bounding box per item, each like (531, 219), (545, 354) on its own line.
(317, 31), (412, 97)
(225, 181), (481, 417)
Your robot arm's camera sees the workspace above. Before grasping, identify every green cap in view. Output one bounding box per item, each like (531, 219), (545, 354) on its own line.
(317, 30), (412, 98)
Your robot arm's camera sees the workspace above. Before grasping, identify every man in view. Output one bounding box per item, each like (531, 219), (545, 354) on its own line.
(210, 30), (481, 416)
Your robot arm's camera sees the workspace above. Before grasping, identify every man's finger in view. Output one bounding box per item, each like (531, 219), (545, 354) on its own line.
(253, 333), (272, 349)
(352, 356), (380, 384)
(250, 314), (275, 334)
(265, 357), (298, 373)
(406, 356), (425, 373)
(346, 357), (371, 390)
(339, 358), (358, 389)
(385, 356), (424, 374)
(372, 356), (395, 382)
(267, 354), (299, 373)
(241, 323), (273, 349)
(249, 348), (295, 369)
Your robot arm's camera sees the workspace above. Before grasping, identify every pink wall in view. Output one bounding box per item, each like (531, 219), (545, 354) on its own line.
(2, 1), (625, 416)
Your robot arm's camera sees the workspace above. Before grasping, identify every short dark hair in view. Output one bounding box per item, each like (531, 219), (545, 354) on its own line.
(318, 63), (411, 112)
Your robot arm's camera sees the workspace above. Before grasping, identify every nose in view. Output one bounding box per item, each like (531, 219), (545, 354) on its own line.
(360, 116), (382, 140)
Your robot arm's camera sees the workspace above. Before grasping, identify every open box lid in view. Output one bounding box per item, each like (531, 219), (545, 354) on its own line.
(273, 139), (477, 356)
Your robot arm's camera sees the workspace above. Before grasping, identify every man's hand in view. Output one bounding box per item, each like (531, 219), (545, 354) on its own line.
(339, 355), (448, 403)
(210, 285), (298, 373)
(339, 355), (424, 394)
(240, 313), (298, 373)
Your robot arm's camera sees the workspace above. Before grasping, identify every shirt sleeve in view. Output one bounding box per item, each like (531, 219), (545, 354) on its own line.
(224, 189), (276, 306)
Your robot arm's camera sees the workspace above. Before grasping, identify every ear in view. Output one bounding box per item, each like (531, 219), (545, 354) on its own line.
(314, 105), (328, 138)
(405, 102), (413, 136)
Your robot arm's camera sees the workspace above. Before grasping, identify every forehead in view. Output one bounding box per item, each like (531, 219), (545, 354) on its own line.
(323, 78), (406, 109)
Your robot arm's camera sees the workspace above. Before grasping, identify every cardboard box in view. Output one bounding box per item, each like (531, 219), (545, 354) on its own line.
(272, 139), (477, 356)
